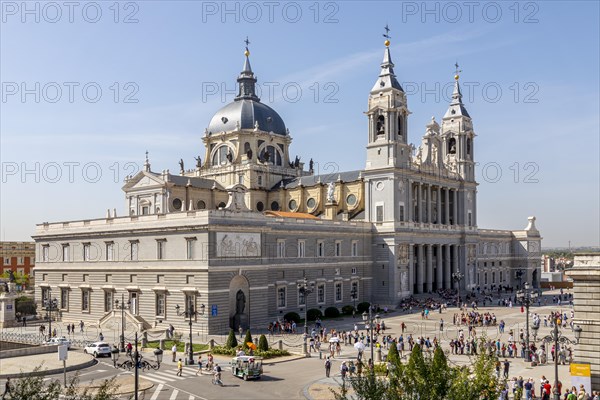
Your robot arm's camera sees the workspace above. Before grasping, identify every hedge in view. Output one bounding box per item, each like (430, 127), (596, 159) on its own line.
(283, 312), (301, 323)
(341, 305), (355, 315)
(324, 307), (340, 318)
(211, 346), (290, 359)
(306, 308), (323, 321)
(356, 302), (371, 313)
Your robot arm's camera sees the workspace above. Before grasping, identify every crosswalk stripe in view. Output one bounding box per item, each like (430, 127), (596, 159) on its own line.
(139, 374), (174, 384)
(169, 390), (179, 400)
(149, 384), (164, 400)
(150, 370), (187, 380)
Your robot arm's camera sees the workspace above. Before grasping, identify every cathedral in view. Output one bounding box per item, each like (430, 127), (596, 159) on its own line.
(33, 37), (541, 335)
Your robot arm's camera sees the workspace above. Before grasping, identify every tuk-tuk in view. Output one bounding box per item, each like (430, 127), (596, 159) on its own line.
(230, 356), (263, 380)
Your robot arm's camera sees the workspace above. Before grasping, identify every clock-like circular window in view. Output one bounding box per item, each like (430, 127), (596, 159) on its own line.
(289, 199), (298, 211)
(172, 198), (182, 210)
(375, 181), (385, 191)
(271, 201), (280, 211)
(197, 200), (206, 210)
(256, 202), (264, 212)
(346, 194), (357, 206)
(307, 198), (316, 209)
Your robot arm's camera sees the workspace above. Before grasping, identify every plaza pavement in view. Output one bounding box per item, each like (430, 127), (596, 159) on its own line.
(0, 289), (582, 398)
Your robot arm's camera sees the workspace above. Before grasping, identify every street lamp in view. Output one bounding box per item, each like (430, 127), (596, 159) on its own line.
(362, 307), (380, 364)
(452, 271), (464, 308)
(111, 332), (163, 400)
(43, 294), (58, 340)
(297, 278), (315, 354)
(537, 320), (582, 400)
(516, 282), (538, 362)
(115, 294), (131, 352)
(175, 303), (205, 365)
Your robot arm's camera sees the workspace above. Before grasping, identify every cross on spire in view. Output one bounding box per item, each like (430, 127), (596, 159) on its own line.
(383, 24), (391, 39)
(244, 36), (250, 49)
(454, 62), (462, 75)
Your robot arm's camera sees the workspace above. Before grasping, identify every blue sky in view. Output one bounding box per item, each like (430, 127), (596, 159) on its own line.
(1, 1), (599, 248)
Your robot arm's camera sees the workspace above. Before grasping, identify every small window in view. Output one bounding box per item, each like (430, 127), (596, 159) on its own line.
(298, 240), (306, 258)
(172, 198), (183, 211)
(468, 211), (472, 226)
(217, 202), (226, 209)
(104, 290), (113, 312)
(186, 238), (196, 260)
(130, 241), (139, 261)
(307, 198), (316, 209)
(256, 202), (264, 212)
(317, 241), (325, 257)
(106, 242), (114, 261)
(82, 290), (90, 312)
(288, 199), (298, 211)
(399, 205), (405, 221)
(42, 245), (49, 262)
(257, 176), (263, 186)
(376, 205), (384, 222)
(60, 288), (69, 309)
(277, 286), (286, 308)
(346, 194), (357, 206)
(271, 201), (280, 211)
(335, 241), (342, 257)
(351, 267), (357, 275)
(157, 240), (166, 260)
(62, 244), (70, 262)
(83, 243), (91, 261)
(351, 241), (358, 257)
(317, 284), (325, 303)
(197, 200), (206, 210)
(277, 240), (286, 258)
(335, 282), (342, 302)
(3, 258), (9, 265)
(156, 293), (166, 317)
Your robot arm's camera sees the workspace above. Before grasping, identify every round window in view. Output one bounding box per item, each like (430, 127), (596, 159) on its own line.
(289, 199), (297, 210)
(346, 194), (357, 206)
(271, 201), (280, 211)
(256, 202), (264, 212)
(217, 202), (226, 209)
(197, 200), (206, 210)
(307, 198), (316, 209)
(172, 198), (182, 210)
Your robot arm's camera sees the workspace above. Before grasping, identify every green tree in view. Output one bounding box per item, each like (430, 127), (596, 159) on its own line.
(258, 334), (269, 351)
(10, 367), (63, 400)
(447, 340), (501, 400)
(386, 340), (400, 365)
(64, 374), (121, 400)
(225, 328), (238, 349)
(242, 329), (253, 350)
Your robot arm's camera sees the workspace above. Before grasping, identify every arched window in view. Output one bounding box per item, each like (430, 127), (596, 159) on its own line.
(217, 202), (226, 209)
(448, 138), (457, 154)
(376, 115), (385, 135)
(467, 138), (471, 155)
(212, 145), (231, 166)
(196, 200), (206, 210)
(397, 115), (403, 138)
(260, 145), (282, 166)
(244, 142), (251, 153)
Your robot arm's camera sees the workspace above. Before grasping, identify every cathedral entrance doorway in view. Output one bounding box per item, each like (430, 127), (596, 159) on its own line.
(229, 275), (249, 331)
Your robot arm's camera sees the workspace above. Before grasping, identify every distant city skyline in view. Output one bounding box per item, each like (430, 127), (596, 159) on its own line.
(1, 1), (598, 247)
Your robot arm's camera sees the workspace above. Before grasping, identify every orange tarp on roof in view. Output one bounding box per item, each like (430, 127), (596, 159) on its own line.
(264, 211), (320, 220)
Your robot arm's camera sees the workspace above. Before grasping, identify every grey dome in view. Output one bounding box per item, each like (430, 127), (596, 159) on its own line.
(207, 99), (287, 136)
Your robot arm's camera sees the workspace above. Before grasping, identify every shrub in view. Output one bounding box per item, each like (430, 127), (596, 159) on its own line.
(356, 302), (371, 313)
(324, 307), (340, 318)
(284, 312), (301, 323)
(255, 349), (290, 358)
(212, 346), (236, 356)
(16, 296), (36, 316)
(242, 329), (253, 350)
(387, 340), (400, 364)
(225, 329), (238, 349)
(258, 334), (269, 352)
(307, 308), (323, 321)
(341, 305), (355, 315)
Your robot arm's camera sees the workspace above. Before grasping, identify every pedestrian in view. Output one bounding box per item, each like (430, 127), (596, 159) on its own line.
(22, 316), (26, 327)
(440, 319), (444, 331)
(195, 355), (203, 376)
(67, 324), (71, 335)
(340, 361), (348, 380)
(324, 357), (331, 378)
(524, 378), (533, 400)
(99, 332), (104, 342)
(503, 359), (510, 379)
(2, 377), (12, 400)
(79, 320), (84, 333)
(71, 323), (75, 335)
(172, 343), (177, 362)
(238, 325), (243, 339)
(177, 358), (183, 376)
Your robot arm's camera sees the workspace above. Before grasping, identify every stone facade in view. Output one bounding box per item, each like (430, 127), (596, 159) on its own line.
(566, 253), (600, 390)
(33, 40), (541, 335)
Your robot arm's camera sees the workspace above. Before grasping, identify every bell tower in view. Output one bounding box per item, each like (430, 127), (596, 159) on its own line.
(441, 64), (476, 182)
(365, 27), (412, 170)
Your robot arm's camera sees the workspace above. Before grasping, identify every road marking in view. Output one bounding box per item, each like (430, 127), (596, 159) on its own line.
(169, 390), (179, 400)
(149, 384), (164, 400)
(139, 374), (174, 384)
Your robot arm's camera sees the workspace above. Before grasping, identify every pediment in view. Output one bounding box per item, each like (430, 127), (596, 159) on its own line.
(122, 171), (166, 192)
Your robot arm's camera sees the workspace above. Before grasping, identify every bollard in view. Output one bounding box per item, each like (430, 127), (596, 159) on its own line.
(159, 339), (165, 350)
(278, 340), (283, 351)
(319, 350), (322, 359)
(303, 342), (308, 356)
(376, 347), (382, 362)
(209, 339), (214, 349)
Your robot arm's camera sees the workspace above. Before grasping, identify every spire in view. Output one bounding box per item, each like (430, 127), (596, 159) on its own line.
(443, 63), (470, 119)
(235, 37), (260, 102)
(371, 25), (403, 93)
(144, 150), (151, 172)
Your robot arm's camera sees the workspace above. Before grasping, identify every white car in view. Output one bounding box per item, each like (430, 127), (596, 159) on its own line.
(45, 336), (71, 349)
(84, 342), (112, 358)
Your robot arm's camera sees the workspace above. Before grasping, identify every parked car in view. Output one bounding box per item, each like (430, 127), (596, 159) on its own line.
(84, 342), (112, 358)
(45, 336), (71, 349)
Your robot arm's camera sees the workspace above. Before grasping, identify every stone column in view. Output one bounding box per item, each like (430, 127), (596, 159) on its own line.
(407, 180), (413, 222)
(408, 244), (414, 294)
(426, 185), (432, 223)
(444, 245), (451, 289)
(426, 245), (433, 293)
(453, 189), (459, 226)
(444, 188), (450, 225)
(416, 245), (424, 293)
(436, 186), (441, 224)
(417, 183), (422, 223)
(436, 244), (443, 290)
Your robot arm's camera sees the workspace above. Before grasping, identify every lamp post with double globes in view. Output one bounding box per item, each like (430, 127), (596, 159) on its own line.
(517, 282), (538, 362)
(532, 320), (582, 400)
(175, 303), (205, 365)
(114, 294), (131, 352)
(362, 307), (380, 364)
(43, 295), (58, 340)
(297, 277), (315, 354)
